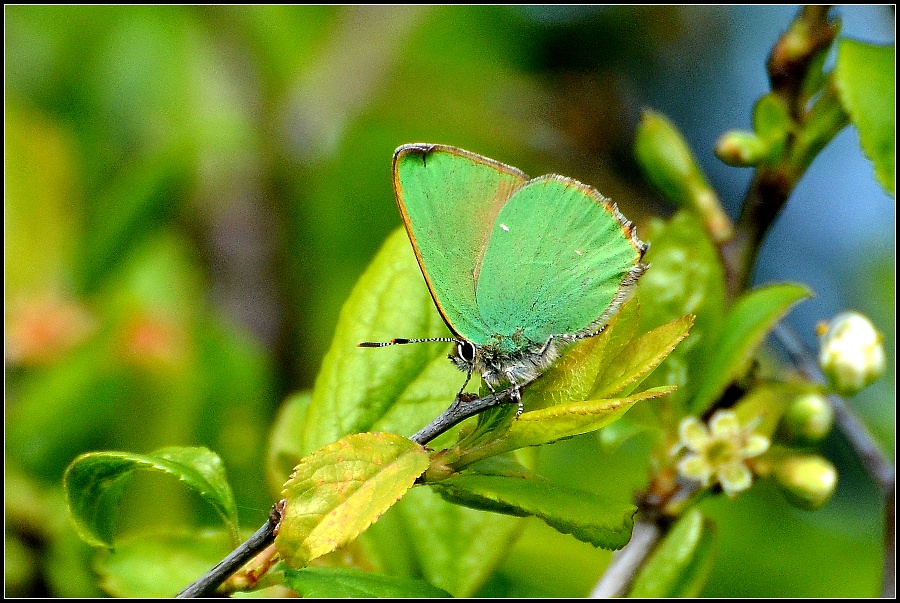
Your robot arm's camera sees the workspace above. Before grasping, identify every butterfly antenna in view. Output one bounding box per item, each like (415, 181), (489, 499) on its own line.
(358, 337), (457, 348)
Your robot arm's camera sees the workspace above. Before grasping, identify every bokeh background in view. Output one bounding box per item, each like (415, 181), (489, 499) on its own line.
(5, 5), (894, 597)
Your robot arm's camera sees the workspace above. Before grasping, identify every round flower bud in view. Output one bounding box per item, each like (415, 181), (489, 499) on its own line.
(777, 393), (834, 444)
(774, 455), (838, 510)
(818, 311), (885, 397)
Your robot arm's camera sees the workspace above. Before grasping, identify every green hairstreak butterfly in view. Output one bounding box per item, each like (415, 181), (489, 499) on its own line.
(361, 144), (648, 406)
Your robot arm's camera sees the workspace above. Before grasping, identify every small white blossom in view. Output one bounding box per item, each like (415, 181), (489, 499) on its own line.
(675, 410), (770, 497)
(818, 311), (885, 397)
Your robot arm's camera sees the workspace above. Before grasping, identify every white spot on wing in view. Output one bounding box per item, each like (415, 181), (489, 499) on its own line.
(500, 223), (509, 231)
(575, 249), (583, 256)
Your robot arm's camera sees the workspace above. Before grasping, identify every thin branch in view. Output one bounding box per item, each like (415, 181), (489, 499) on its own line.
(176, 502), (283, 598)
(410, 386), (521, 446)
(719, 6), (839, 299)
(590, 519), (661, 597)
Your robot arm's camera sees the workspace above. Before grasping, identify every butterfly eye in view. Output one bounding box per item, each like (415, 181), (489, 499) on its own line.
(457, 341), (476, 363)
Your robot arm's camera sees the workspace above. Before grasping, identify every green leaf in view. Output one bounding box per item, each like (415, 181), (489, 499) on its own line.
(834, 40), (895, 196)
(635, 212), (726, 410)
(628, 509), (716, 598)
(432, 472), (636, 550)
(274, 564), (451, 598)
(63, 447), (240, 549)
(454, 386), (675, 467)
(592, 314), (694, 398)
(276, 432), (429, 568)
(96, 529), (234, 598)
(391, 486), (522, 597)
(689, 283), (810, 414)
(302, 228), (453, 455)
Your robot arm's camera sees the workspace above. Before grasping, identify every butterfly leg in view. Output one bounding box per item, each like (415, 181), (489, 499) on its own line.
(509, 385), (524, 417)
(501, 370), (524, 417)
(456, 366), (475, 398)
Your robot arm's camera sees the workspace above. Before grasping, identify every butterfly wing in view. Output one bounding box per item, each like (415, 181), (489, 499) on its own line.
(393, 144), (529, 345)
(475, 175), (647, 348)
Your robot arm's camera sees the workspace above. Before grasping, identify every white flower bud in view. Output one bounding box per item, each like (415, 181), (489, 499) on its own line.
(817, 311), (885, 397)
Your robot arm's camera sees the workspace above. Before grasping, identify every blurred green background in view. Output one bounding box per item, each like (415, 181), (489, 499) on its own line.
(5, 5), (894, 597)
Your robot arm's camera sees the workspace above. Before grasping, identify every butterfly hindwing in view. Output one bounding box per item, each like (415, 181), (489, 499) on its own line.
(475, 175), (646, 348)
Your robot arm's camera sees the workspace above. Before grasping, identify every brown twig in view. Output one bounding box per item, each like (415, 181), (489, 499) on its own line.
(720, 6), (840, 299)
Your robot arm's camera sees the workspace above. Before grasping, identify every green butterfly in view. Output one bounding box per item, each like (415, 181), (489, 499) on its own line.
(362, 144), (648, 406)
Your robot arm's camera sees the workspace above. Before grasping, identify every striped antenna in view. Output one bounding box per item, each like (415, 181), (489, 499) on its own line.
(358, 337), (457, 348)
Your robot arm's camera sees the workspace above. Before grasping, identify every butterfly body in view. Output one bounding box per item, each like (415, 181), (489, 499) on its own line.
(363, 143), (648, 398)
(449, 332), (565, 391)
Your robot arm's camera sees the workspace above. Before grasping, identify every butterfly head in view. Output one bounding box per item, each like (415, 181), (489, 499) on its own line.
(448, 339), (478, 373)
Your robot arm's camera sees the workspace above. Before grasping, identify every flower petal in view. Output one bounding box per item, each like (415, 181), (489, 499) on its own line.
(719, 463), (753, 497)
(740, 434), (770, 459)
(679, 417), (710, 451)
(709, 410), (740, 438)
(678, 454), (712, 485)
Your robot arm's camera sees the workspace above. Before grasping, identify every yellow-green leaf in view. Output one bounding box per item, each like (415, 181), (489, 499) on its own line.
(592, 314), (693, 398)
(524, 297), (640, 410)
(277, 432), (429, 568)
(455, 386), (675, 467)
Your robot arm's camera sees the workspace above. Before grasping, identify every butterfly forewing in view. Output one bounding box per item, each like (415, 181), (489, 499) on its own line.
(393, 144), (529, 345)
(475, 175), (645, 348)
